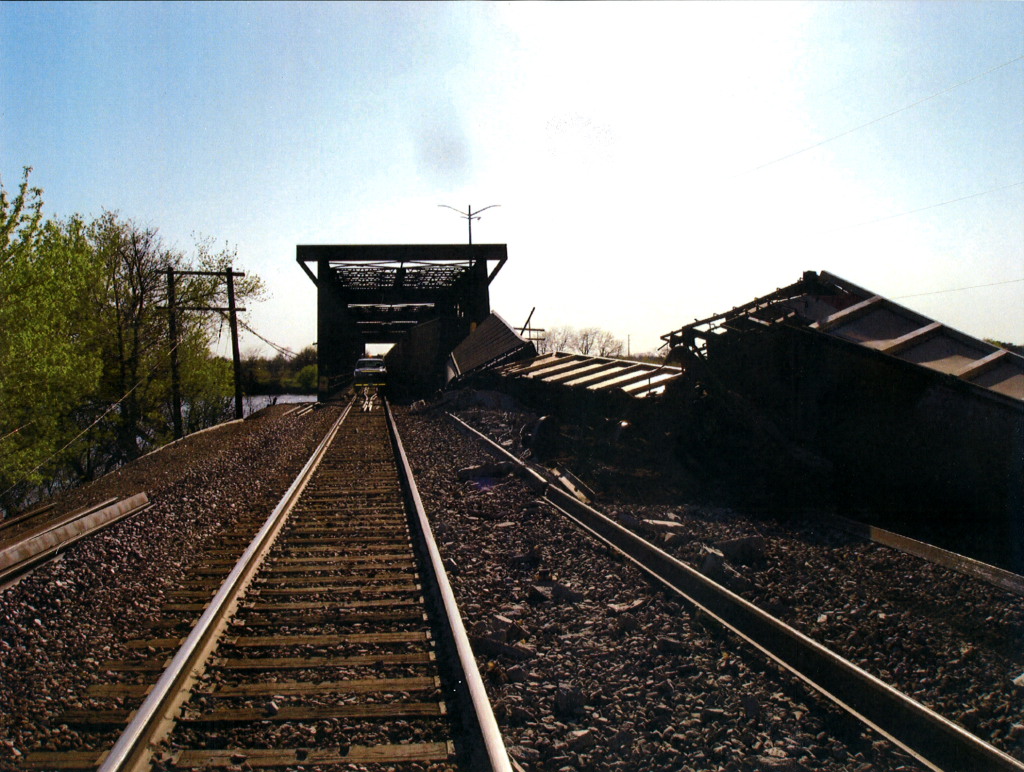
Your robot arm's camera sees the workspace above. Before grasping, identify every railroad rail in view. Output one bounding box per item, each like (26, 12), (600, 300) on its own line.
(0, 495), (151, 589)
(23, 396), (510, 771)
(447, 412), (1024, 772)
(0, 501), (57, 536)
(821, 513), (1024, 597)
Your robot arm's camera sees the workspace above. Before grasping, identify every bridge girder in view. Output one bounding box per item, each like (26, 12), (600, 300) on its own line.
(297, 244), (507, 398)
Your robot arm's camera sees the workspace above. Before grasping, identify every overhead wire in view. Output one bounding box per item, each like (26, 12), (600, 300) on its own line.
(742, 53), (1024, 175)
(220, 311), (299, 359)
(893, 278), (1024, 300)
(2, 306), (301, 500)
(0, 337), (186, 500)
(729, 53), (1024, 304)
(821, 180), (1024, 234)
(0, 421), (36, 445)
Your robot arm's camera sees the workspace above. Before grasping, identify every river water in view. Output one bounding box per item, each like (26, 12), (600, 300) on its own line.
(243, 393), (313, 417)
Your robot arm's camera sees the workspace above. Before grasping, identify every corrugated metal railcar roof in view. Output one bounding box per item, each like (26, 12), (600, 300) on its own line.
(498, 353), (682, 398)
(809, 272), (1023, 401)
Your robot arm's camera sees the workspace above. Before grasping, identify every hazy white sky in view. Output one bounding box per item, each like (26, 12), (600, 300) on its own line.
(2, 1), (1022, 356)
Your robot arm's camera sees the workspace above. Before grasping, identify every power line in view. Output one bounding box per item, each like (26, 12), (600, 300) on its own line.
(823, 180), (1024, 233)
(2, 315), (301, 499)
(894, 278), (1024, 300)
(0, 421), (35, 445)
(3, 312), (302, 498)
(0, 337), (186, 500)
(205, 307), (300, 359)
(745, 53), (1024, 175)
(228, 314), (298, 358)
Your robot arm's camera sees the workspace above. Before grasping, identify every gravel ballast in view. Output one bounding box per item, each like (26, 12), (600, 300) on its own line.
(0, 404), (338, 770)
(397, 407), (932, 772)
(439, 404), (1024, 769)
(2, 396), (1019, 772)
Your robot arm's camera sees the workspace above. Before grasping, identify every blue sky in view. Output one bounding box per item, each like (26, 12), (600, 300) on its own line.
(2, 1), (1022, 357)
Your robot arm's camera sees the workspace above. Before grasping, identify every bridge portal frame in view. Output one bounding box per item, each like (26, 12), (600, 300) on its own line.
(297, 244), (507, 399)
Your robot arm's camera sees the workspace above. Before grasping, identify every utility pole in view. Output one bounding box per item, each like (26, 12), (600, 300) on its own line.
(166, 269), (183, 440)
(163, 268), (247, 438)
(225, 271), (244, 420)
(438, 203), (500, 244)
(519, 307), (536, 335)
(518, 306), (545, 342)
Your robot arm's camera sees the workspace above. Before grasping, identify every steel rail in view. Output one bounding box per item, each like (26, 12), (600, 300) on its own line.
(386, 401), (514, 772)
(0, 498), (116, 545)
(0, 495), (151, 589)
(446, 411), (1024, 772)
(822, 513), (1024, 597)
(0, 501), (57, 535)
(99, 402), (351, 772)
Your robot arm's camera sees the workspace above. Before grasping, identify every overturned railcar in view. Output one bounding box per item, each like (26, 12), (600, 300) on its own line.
(662, 271), (1024, 570)
(450, 313), (685, 426)
(446, 312), (537, 383)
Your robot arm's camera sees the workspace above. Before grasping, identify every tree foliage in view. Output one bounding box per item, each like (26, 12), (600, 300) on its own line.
(0, 167), (43, 273)
(296, 364), (318, 392)
(81, 214), (264, 469)
(985, 339), (1023, 357)
(0, 180), (104, 498)
(0, 170), (265, 513)
(240, 346), (318, 394)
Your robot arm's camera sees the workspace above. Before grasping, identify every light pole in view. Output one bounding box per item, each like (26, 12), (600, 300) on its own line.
(438, 203), (500, 245)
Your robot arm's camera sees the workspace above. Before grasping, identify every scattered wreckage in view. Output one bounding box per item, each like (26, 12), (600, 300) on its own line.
(447, 272), (1023, 570)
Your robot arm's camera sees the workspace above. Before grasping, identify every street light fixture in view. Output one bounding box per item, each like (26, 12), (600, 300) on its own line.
(438, 203), (500, 245)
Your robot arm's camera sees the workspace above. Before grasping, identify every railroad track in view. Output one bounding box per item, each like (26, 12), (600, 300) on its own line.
(1, 495), (151, 590)
(23, 397), (510, 772)
(447, 411), (1024, 772)
(0, 502), (59, 539)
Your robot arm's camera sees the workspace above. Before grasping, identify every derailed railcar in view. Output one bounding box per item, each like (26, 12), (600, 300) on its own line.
(662, 271), (1024, 571)
(384, 318), (446, 396)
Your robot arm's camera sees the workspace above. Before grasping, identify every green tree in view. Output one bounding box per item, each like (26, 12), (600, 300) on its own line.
(0, 178), (267, 512)
(293, 345), (317, 369)
(82, 214), (265, 470)
(0, 173), (104, 509)
(179, 354), (233, 433)
(238, 344), (319, 394)
(0, 167), (42, 271)
(296, 364), (318, 392)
